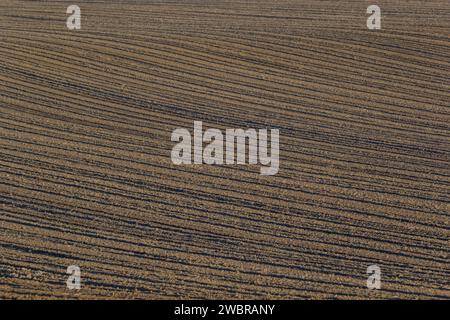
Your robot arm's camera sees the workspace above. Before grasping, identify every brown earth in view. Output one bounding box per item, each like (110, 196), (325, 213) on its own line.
(0, 0), (449, 299)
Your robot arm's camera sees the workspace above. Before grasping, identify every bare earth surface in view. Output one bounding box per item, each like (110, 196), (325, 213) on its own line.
(0, 0), (449, 299)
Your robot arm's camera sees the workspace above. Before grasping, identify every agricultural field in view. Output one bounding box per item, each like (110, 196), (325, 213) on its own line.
(0, 0), (449, 299)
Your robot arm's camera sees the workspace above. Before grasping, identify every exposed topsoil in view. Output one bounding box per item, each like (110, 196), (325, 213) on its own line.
(0, 0), (449, 299)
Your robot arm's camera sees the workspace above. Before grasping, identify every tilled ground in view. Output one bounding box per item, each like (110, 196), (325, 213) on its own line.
(0, 0), (449, 299)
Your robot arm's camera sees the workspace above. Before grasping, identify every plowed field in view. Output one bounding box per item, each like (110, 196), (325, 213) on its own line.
(0, 0), (449, 299)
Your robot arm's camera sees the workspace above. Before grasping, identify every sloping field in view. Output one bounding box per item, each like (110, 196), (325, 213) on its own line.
(0, 0), (449, 299)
